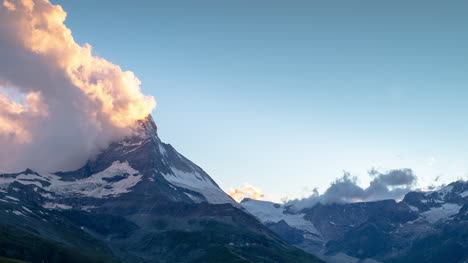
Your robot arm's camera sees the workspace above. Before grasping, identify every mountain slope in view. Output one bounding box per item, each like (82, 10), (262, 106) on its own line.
(241, 181), (468, 263)
(0, 116), (322, 263)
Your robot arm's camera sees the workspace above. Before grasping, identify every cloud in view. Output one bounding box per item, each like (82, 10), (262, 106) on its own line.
(368, 168), (416, 186)
(227, 183), (264, 202)
(287, 168), (417, 211)
(0, 0), (156, 172)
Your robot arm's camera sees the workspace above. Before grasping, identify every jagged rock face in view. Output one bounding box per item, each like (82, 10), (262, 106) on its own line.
(241, 181), (468, 263)
(0, 116), (235, 214)
(403, 181), (468, 212)
(301, 199), (418, 241)
(0, 116), (323, 263)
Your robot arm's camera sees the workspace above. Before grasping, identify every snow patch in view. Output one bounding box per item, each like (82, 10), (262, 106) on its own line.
(424, 184), (453, 198)
(242, 199), (319, 235)
(80, 206), (97, 212)
(184, 192), (203, 202)
(40, 192), (55, 199)
(21, 206), (32, 213)
(420, 203), (462, 223)
(5, 196), (19, 201)
(162, 167), (234, 205)
(1, 162), (143, 205)
(49, 161), (143, 198)
(122, 140), (149, 155)
(158, 144), (167, 156)
(120, 141), (144, 147)
(0, 173), (48, 188)
(12, 210), (24, 216)
(43, 202), (72, 210)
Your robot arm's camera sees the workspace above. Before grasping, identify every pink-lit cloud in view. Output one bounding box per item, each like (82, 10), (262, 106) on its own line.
(0, 0), (156, 172)
(227, 183), (264, 202)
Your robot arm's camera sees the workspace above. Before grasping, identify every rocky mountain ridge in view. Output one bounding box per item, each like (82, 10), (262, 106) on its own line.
(0, 116), (322, 263)
(241, 181), (468, 263)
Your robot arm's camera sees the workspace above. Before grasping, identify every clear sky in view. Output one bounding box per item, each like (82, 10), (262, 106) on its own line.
(52, 0), (468, 201)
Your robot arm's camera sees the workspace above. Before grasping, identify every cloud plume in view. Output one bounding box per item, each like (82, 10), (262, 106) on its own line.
(0, 0), (156, 172)
(288, 168), (417, 211)
(227, 183), (264, 202)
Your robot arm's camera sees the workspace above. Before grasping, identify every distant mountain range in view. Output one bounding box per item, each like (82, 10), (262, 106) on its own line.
(0, 116), (322, 263)
(2, 115), (466, 263)
(241, 181), (468, 263)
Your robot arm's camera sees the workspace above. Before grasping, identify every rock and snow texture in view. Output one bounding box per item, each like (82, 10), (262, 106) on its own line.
(420, 203), (462, 223)
(49, 161), (143, 198)
(0, 172), (49, 188)
(402, 180), (467, 223)
(0, 161), (142, 200)
(163, 167), (235, 205)
(0, 116), (236, 208)
(424, 182), (467, 203)
(43, 202), (73, 210)
(241, 199), (319, 234)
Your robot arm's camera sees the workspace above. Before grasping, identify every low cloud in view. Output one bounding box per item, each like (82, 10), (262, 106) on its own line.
(227, 183), (264, 203)
(288, 168), (417, 211)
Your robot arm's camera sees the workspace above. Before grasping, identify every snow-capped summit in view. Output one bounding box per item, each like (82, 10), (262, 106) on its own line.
(0, 115), (321, 263)
(0, 115), (235, 211)
(402, 180), (468, 224)
(240, 181), (468, 263)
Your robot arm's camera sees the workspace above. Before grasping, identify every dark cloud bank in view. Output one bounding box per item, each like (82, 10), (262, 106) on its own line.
(288, 168), (417, 211)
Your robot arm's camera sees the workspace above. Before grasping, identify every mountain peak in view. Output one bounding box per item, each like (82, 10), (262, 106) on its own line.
(0, 124), (320, 263)
(131, 114), (159, 142)
(138, 114), (158, 133)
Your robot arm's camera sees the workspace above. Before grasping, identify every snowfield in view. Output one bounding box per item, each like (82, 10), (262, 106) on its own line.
(241, 199), (319, 234)
(420, 203), (462, 223)
(163, 167), (235, 205)
(48, 161), (143, 198)
(1, 161), (143, 200)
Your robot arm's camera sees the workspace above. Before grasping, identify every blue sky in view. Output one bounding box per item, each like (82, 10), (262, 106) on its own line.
(53, 0), (468, 201)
